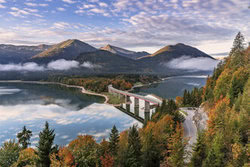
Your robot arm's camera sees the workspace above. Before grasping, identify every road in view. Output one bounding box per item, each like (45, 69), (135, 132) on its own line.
(180, 107), (208, 161)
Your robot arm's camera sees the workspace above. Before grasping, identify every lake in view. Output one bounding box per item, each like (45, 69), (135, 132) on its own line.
(133, 75), (208, 99)
(0, 83), (141, 146)
(0, 75), (207, 146)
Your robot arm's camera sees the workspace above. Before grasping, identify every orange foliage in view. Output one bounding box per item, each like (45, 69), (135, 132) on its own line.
(206, 97), (230, 139)
(100, 152), (114, 167)
(50, 147), (75, 167)
(175, 96), (183, 106)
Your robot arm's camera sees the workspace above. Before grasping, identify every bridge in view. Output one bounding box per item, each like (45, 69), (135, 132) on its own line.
(108, 85), (162, 123)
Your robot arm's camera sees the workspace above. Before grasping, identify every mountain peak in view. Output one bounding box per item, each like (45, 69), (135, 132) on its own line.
(32, 39), (96, 61)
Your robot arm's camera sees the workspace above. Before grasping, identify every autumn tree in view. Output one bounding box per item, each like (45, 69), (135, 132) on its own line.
(50, 147), (74, 167)
(100, 152), (114, 167)
(165, 123), (187, 167)
(37, 121), (56, 167)
(17, 126), (32, 149)
(68, 135), (98, 167)
(14, 148), (38, 166)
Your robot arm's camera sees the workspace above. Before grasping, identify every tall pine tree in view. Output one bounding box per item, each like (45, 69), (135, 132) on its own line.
(126, 125), (142, 167)
(37, 121), (55, 167)
(109, 125), (119, 156)
(17, 126), (32, 149)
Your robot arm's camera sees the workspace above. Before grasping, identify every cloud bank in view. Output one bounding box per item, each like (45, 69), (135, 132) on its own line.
(0, 59), (101, 71)
(166, 56), (219, 71)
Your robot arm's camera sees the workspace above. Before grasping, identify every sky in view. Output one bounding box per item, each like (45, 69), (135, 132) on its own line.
(0, 0), (249, 55)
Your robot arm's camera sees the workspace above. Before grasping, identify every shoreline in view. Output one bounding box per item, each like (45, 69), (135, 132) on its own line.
(0, 80), (110, 105)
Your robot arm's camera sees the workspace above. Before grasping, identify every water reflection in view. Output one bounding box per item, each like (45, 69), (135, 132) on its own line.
(0, 83), (142, 146)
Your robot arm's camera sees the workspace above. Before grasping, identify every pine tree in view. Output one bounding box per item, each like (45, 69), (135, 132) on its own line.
(37, 121), (55, 167)
(230, 32), (245, 55)
(190, 131), (206, 167)
(126, 125), (142, 167)
(142, 130), (160, 167)
(17, 126), (32, 149)
(109, 125), (119, 156)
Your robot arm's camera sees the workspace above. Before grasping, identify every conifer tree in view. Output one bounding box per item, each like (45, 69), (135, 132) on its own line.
(126, 125), (142, 167)
(230, 32), (245, 55)
(17, 126), (32, 149)
(190, 131), (206, 167)
(142, 130), (160, 167)
(109, 125), (119, 156)
(37, 121), (55, 167)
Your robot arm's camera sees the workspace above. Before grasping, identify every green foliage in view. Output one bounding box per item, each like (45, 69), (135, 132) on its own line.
(17, 126), (32, 149)
(229, 32), (245, 56)
(68, 135), (98, 167)
(37, 121), (55, 167)
(126, 125), (142, 167)
(182, 88), (203, 107)
(190, 131), (206, 167)
(141, 130), (160, 167)
(109, 125), (119, 157)
(0, 140), (21, 167)
(203, 133), (227, 167)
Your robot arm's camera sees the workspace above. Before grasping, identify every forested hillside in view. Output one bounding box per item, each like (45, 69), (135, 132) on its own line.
(0, 33), (248, 167)
(190, 32), (249, 167)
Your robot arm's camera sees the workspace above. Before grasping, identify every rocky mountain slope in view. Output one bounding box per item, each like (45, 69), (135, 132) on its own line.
(100, 44), (149, 60)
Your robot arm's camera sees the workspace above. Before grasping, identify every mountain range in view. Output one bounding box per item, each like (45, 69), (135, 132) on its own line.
(0, 39), (216, 77)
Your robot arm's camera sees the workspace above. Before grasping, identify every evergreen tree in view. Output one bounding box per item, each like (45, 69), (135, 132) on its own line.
(142, 130), (160, 167)
(126, 125), (142, 167)
(109, 125), (119, 156)
(17, 126), (32, 149)
(190, 131), (206, 167)
(230, 32), (245, 55)
(0, 140), (21, 167)
(37, 121), (55, 167)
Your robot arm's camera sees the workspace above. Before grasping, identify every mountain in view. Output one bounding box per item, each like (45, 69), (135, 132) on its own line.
(139, 43), (214, 61)
(0, 44), (51, 64)
(75, 50), (146, 73)
(137, 43), (216, 74)
(100, 44), (149, 60)
(32, 39), (97, 63)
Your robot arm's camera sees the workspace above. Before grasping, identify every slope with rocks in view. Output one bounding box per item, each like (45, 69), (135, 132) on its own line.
(100, 44), (149, 60)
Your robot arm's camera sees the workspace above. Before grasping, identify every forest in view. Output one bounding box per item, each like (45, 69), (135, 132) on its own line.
(0, 32), (249, 167)
(46, 74), (160, 93)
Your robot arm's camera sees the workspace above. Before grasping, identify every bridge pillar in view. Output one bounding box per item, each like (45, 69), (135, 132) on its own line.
(125, 95), (130, 103)
(134, 98), (139, 116)
(144, 101), (150, 123)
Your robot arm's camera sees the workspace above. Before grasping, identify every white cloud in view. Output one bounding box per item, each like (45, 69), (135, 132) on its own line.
(25, 3), (48, 7)
(52, 22), (70, 29)
(166, 56), (219, 71)
(0, 0), (6, 3)
(81, 61), (101, 68)
(62, 0), (76, 4)
(57, 7), (66, 11)
(0, 4), (5, 8)
(0, 62), (45, 71)
(47, 59), (79, 70)
(99, 2), (108, 7)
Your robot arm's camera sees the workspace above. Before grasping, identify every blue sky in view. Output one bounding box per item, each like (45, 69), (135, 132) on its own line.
(0, 0), (249, 54)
